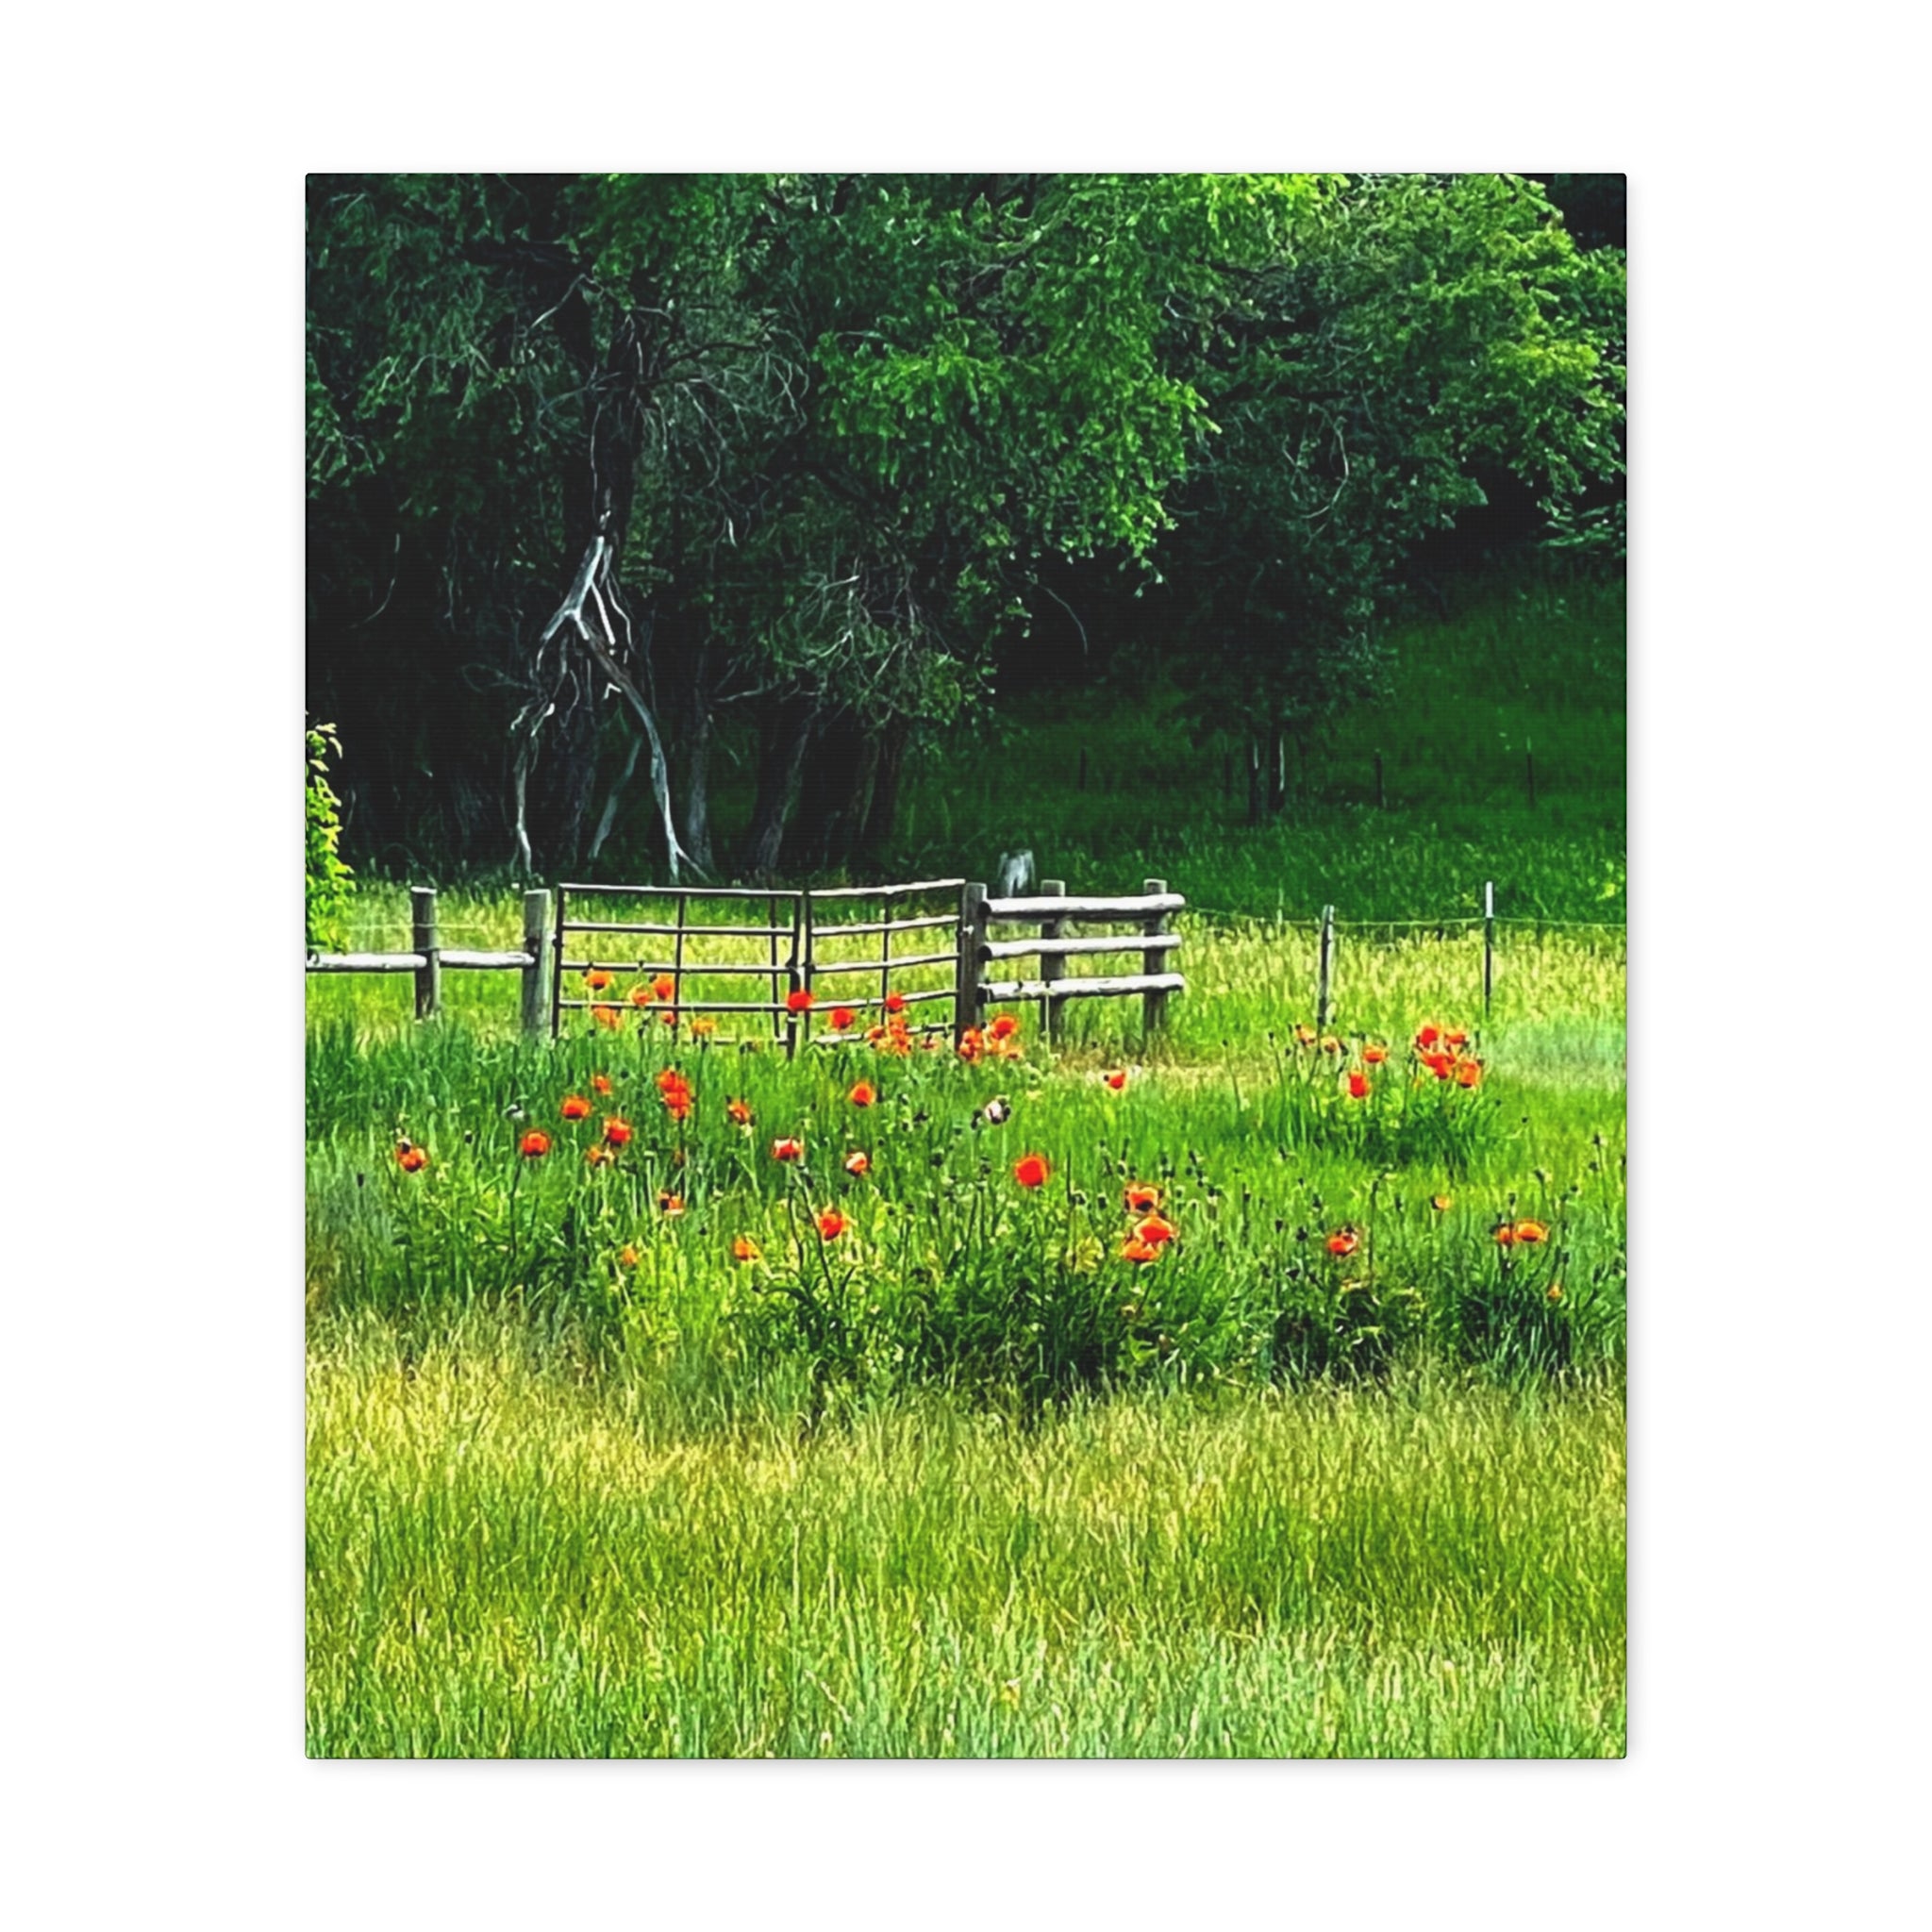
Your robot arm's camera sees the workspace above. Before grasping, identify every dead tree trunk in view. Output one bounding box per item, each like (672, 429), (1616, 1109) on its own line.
(741, 693), (817, 878)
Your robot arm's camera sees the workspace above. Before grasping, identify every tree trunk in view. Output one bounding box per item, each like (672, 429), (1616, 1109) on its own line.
(859, 717), (911, 859)
(1246, 732), (1265, 826)
(788, 708), (876, 872)
(740, 693), (817, 878)
(1267, 721), (1288, 816)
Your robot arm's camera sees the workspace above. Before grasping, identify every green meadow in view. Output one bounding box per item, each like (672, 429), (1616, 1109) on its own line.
(306, 574), (1625, 1757)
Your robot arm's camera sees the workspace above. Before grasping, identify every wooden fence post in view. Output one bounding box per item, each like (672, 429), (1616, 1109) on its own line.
(549, 886), (566, 1039)
(1142, 878), (1172, 1037)
(1038, 878), (1067, 1042)
(411, 886), (441, 1021)
(956, 883), (987, 1044)
(1483, 880), (1495, 1015)
(520, 890), (550, 1037)
(1316, 903), (1335, 1032)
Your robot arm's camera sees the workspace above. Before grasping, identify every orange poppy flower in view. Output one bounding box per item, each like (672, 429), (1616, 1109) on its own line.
(583, 969), (613, 992)
(591, 1005), (623, 1030)
(618, 1244), (640, 1267)
(519, 1131), (551, 1158)
(1106, 1071), (1127, 1091)
(658, 1191), (686, 1216)
(989, 1014), (1020, 1042)
(829, 1006), (857, 1031)
(1326, 1227), (1359, 1257)
(816, 1208), (848, 1241)
(395, 1142), (427, 1173)
(865, 1024), (887, 1044)
(1443, 1029), (1468, 1048)
(884, 991), (908, 1014)
(725, 1099), (754, 1127)
(1514, 1219), (1549, 1243)
(591, 1074), (613, 1096)
(772, 1137), (804, 1162)
(652, 974), (675, 1002)
(584, 1144), (612, 1168)
(655, 1068), (686, 1093)
(1430, 1194), (1454, 1212)
(1124, 1182), (1162, 1214)
(731, 1236), (762, 1263)
(1494, 1224), (1517, 1246)
(958, 1029), (985, 1063)
(1293, 1024), (1317, 1047)
(1120, 1238), (1161, 1265)
(848, 1081), (875, 1108)
(843, 1150), (870, 1176)
(1361, 1045), (1388, 1065)
(786, 988), (815, 1014)
(560, 1095), (591, 1121)
(1546, 1283), (1563, 1302)
(658, 1009), (679, 1028)
(662, 1091), (691, 1124)
(1134, 1213), (1176, 1247)
(1013, 1154), (1050, 1190)
(1455, 1059), (1482, 1089)
(603, 1118), (632, 1147)
(690, 1016), (718, 1037)
(628, 984), (655, 1008)
(1346, 1071), (1371, 1099)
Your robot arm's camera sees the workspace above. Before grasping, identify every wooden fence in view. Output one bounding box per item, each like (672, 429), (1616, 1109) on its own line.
(305, 876), (1190, 1046)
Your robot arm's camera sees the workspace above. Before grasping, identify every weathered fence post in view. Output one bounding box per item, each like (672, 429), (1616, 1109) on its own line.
(548, 885), (566, 1039)
(1142, 877), (1172, 1036)
(411, 886), (441, 1021)
(785, 893), (810, 1060)
(956, 882), (987, 1043)
(1483, 880), (1495, 1015)
(1038, 878), (1067, 1042)
(1316, 903), (1335, 1031)
(520, 889), (550, 1038)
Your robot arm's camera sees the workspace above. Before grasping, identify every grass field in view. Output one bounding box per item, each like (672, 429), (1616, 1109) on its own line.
(306, 566), (1625, 1757)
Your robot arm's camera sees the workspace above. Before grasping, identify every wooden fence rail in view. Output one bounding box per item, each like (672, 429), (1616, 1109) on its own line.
(308, 877), (1191, 1047)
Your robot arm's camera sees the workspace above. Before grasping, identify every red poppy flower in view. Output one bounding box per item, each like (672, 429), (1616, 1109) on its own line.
(731, 1236), (762, 1263)
(582, 969), (613, 992)
(1444, 1029), (1468, 1048)
(848, 1080), (875, 1108)
(1013, 1154), (1049, 1190)
(1134, 1213), (1176, 1247)
(653, 974), (675, 1002)
(1455, 1059), (1482, 1089)
(1326, 1228), (1359, 1257)
(816, 1208), (848, 1241)
(603, 1117), (633, 1147)
(726, 1099), (753, 1127)
(1106, 1071), (1127, 1091)
(1120, 1238), (1161, 1265)
(829, 1006), (857, 1031)
(1494, 1224), (1517, 1246)
(628, 984), (655, 1008)
(658, 1191), (686, 1216)
(1124, 1182), (1162, 1214)
(1416, 1024), (1441, 1048)
(560, 1094), (591, 1121)
(662, 1091), (692, 1124)
(958, 1028), (985, 1064)
(519, 1131), (552, 1158)
(844, 1150), (870, 1176)
(1361, 1045), (1388, 1066)
(591, 1074), (613, 1096)
(786, 988), (815, 1014)
(1514, 1219), (1549, 1243)
(772, 1137), (804, 1162)
(884, 991), (908, 1014)
(1347, 1071), (1371, 1099)
(395, 1142), (427, 1173)
(655, 1068), (686, 1094)
(989, 1014), (1020, 1042)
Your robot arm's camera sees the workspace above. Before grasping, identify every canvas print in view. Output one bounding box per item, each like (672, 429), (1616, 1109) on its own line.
(305, 173), (1626, 1757)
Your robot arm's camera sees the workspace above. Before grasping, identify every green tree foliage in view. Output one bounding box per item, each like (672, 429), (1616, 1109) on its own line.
(306, 723), (356, 950)
(306, 174), (1623, 874)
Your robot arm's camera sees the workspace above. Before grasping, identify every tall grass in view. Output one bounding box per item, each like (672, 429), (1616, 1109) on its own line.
(308, 1313), (1624, 1757)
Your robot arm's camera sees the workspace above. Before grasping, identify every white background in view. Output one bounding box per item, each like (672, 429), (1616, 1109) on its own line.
(1, 5), (1924, 1925)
